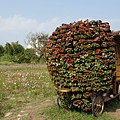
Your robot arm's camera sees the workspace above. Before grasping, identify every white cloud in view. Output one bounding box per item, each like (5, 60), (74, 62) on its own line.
(0, 15), (37, 31)
(0, 16), (120, 48)
(0, 15), (63, 47)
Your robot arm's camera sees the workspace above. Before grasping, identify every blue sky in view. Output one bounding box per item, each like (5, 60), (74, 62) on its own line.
(0, 0), (120, 47)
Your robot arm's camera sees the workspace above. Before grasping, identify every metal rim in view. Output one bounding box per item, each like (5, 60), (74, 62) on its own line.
(57, 88), (72, 93)
(92, 95), (104, 117)
(56, 96), (72, 109)
(56, 96), (61, 108)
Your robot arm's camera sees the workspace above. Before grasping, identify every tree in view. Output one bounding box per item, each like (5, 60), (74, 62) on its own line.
(11, 41), (25, 55)
(26, 32), (49, 60)
(11, 41), (25, 63)
(0, 45), (4, 56)
(4, 42), (13, 55)
(24, 48), (39, 63)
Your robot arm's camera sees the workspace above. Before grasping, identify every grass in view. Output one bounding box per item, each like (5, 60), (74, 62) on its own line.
(0, 63), (120, 120)
(0, 64), (55, 118)
(43, 97), (120, 120)
(43, 105), (115, 120)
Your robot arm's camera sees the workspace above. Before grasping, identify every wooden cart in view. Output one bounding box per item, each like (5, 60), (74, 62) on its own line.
(56, 35), (120, 117)
(91, 35), (120, 116)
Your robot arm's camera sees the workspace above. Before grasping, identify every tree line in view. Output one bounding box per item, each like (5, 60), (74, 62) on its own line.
(0, 32), (48, 64)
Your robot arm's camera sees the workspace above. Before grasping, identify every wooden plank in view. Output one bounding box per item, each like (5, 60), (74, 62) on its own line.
(116, 72), (120, 76)
(116, 66), (120, 71)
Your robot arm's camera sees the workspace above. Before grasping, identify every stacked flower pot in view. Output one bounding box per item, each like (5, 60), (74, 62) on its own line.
(45, 20), (116, 111)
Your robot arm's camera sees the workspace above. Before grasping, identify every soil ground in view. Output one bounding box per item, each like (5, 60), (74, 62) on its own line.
(1, 98), (120, 120)
(1, 98), (54, 120)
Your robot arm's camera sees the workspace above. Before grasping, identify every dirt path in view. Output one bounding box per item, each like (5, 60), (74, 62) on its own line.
(1, 98), (53, 120)
(107, 109), (120, 120)
(1, 98), (120, 120)
(105, 102), (120, 120)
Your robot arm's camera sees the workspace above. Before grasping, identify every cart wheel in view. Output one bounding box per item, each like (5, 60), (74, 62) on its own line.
(56, 96), (61, 108)
(56, 96), (72, 109)
(92, 95), (104, 117)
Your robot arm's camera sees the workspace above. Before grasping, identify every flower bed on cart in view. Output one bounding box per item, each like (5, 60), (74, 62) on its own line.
(45, 20), (116, 112)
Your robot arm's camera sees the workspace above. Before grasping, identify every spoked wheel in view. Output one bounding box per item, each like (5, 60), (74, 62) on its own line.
(56, 96), (72, 109)
(92, 95), (104, 117)
(56, 96), (61, 108)
(56, 88), (72, 109)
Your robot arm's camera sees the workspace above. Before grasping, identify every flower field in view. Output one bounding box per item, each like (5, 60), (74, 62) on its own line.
(0, 64), (55, 118)
(0, 64), (120, 120)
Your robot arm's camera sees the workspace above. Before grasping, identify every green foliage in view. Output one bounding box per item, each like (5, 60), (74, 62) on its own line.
(4, 41), (25, 56)
(24, 48), (39, 63)
(11, 41), (25, 55)
(0, 45), (4, 56)
(0, 54), (12, 62)
(12, 53), (25, 63)
(0, 41), (43, 64)
(4, 42), (13, 55)
(0, 32), (48, 64)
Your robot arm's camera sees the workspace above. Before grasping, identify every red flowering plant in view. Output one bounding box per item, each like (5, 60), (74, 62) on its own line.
(44, 19), (116, 112)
